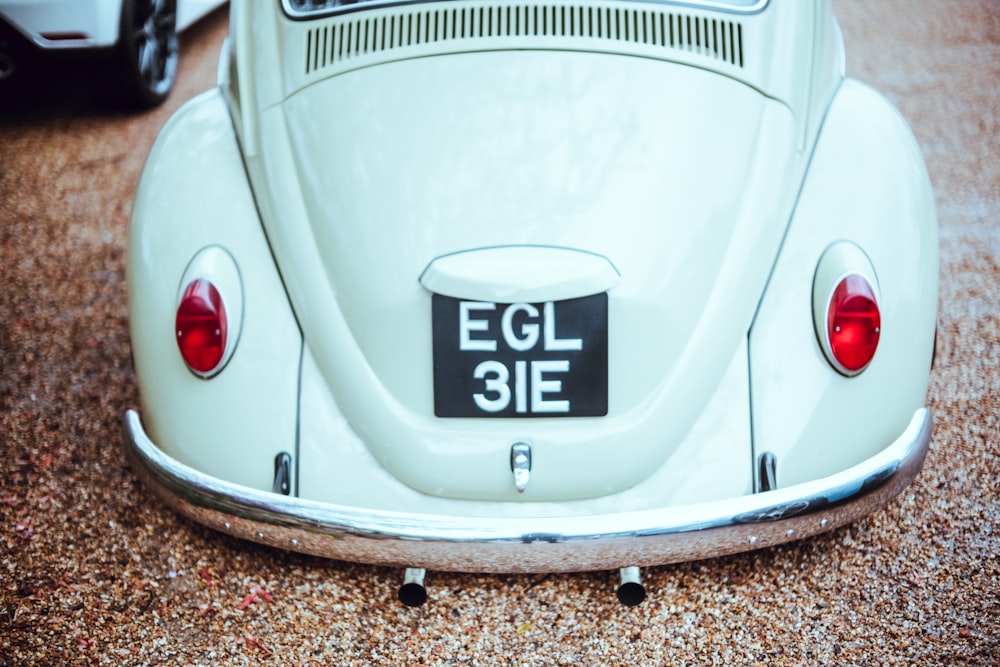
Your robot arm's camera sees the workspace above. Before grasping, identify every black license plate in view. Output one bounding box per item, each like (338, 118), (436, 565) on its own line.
(432, 293), (608, 417)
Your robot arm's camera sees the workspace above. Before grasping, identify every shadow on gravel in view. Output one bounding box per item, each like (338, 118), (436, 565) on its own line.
(0, 58), (113, 120)
(0, 8), (226, 121)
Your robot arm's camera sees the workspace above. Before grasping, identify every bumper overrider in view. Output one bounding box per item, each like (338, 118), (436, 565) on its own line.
(123, 408), (931, 574)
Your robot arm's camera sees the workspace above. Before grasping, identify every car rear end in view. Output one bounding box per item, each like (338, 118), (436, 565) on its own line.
(125, 0), (936, 593)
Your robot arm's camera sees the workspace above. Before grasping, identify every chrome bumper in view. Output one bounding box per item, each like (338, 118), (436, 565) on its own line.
(123, 408), (932, 573)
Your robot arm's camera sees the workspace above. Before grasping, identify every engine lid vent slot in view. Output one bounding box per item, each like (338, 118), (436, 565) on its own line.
(303, 2), (744, 76)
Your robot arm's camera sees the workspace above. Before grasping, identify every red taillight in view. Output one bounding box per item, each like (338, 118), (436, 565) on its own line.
(176, 278), (228, 376)
(827, 274), (880, 374)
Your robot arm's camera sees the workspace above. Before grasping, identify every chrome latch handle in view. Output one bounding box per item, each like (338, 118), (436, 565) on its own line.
(510, 442), (532, 493)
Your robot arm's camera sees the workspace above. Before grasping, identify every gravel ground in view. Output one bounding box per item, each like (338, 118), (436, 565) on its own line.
(1, 1), (997, 665)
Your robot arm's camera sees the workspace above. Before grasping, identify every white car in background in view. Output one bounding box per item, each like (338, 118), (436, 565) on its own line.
(0, 0), (225, 107)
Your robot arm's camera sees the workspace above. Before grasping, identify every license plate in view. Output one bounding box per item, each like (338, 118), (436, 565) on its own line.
(432, 293), (608, 417)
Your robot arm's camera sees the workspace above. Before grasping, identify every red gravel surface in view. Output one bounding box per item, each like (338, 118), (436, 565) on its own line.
(1, 1), (997, 665)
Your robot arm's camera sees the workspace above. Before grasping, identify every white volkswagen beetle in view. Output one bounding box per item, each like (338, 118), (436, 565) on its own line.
(0, 0), (224, 107)
(125, 0), (938, 606)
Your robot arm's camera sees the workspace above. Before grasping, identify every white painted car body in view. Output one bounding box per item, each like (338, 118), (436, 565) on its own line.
(0, 0), (223, 49)
(125, 0), (937, 579)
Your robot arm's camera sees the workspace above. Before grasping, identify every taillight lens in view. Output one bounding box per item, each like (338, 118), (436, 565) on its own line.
(827, 274), (880, 374)
(176, 278), (228, 376)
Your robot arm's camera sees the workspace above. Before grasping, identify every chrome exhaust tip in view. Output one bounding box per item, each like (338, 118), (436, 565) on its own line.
(398, 568), (428, 607)
(616, 567), (646, 607)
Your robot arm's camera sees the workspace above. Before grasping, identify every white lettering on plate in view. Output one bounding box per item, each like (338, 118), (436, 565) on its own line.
(500, 303), (540, 351)
(458, 300), (582, 353)
(459, 302), (497, 352)
(460, 300), (581, 414)
(531, 359), (570, 413)
(472, 359), (571, 414)
(544, 301), (582, 351)
(472, 360), (509, 412)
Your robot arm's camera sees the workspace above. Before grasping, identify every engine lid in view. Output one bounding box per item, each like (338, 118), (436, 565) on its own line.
(259, 48), (803, 500)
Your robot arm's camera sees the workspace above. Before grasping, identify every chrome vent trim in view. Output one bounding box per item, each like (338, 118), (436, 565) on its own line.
(303, 3), (744, 76)
(285, 0), (769, 20)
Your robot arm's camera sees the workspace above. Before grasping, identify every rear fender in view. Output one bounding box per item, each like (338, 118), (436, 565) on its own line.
(128, 89), (302, 492)
(749, 78), (937, 488)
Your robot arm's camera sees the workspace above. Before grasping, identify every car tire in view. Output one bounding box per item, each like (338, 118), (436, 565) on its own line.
(110, 0), (179, 109)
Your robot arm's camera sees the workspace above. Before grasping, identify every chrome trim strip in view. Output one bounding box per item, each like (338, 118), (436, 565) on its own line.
(280, 0), (771, 22)
(123, 408), (931, 573)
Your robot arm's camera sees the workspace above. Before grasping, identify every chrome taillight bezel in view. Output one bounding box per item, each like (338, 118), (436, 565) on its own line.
(812, 242), (882, 377)
(175, 246), (244, 379)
